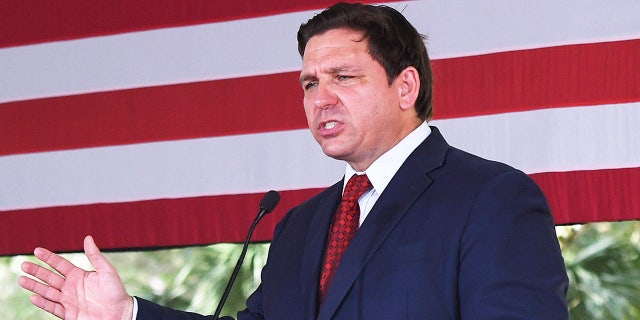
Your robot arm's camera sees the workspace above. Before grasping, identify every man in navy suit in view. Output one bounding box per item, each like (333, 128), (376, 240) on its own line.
(20, 3), (569, 319)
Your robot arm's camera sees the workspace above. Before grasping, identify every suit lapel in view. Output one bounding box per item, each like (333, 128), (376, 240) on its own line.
(317, 127), (450, 320)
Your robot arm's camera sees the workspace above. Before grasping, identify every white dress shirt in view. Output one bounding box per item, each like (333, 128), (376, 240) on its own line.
(343, 122), (431, 226)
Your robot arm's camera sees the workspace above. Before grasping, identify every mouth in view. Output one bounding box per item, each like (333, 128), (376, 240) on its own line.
(323, 121), (337, 130)
(317, 120), (342, 136)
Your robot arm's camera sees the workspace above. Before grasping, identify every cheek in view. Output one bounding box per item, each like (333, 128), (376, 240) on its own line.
(302, 99), (314, 122)
(304, 106), (315, 129)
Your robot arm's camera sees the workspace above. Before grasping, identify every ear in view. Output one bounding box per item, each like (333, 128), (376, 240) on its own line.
(396, 66), (420, 111)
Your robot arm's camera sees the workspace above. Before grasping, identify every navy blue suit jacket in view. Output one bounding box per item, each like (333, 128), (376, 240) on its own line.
(137, 126), (569, 319)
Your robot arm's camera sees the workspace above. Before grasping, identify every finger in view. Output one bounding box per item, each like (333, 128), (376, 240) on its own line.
(21, 261), (66, 290)
(84, 235), (116, 273)
(19, 275), (63, 304)
(29, 293), (65, 319)
(33, 247), (79, 277)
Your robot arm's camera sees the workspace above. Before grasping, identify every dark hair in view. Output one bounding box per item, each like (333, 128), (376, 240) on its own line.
(297, 2), (433, 121)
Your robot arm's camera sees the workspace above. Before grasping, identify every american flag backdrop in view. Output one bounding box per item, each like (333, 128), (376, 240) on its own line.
(1, 1), (639, 256)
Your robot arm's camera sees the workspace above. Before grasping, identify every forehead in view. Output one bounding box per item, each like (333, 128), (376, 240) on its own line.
(301, 28), (372, 69)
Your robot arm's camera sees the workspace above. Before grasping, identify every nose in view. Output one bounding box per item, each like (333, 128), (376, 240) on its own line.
(312, 82), (338, 110)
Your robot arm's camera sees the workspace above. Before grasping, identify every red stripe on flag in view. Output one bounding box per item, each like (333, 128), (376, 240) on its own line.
(2, 167), (638, 255)
(2, 39), (638, 156)
(1, 73), (307, 156)
(0, 0), (392, 48)
(431, 39), (640, 119)
(531, 167), (640, 225)
(0, 188), (324, 256)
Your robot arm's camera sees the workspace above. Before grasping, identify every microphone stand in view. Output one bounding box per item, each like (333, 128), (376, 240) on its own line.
(212, 191), (279, 319)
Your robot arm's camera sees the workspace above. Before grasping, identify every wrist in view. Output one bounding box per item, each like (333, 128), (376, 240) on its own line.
(120, 296), (135, 320)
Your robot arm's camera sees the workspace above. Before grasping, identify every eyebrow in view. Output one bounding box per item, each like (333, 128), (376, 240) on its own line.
(299, 73), (316, 85)
(299, 65), (364, 84)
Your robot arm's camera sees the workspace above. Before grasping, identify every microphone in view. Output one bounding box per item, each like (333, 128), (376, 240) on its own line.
(212, 190), (280, 319)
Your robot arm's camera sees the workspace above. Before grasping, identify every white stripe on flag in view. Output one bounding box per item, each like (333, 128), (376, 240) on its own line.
(432, 102), (640, 174)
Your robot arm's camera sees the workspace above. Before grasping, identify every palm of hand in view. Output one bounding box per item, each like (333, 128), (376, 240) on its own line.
(19, 236), (133, 320)
(60, 267), (127, 319)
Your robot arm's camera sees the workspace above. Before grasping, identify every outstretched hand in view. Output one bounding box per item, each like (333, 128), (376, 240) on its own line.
(18, 235), (134, 320)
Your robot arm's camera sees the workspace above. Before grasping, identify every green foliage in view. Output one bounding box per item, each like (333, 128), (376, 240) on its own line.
(115, 243), (270, 317)
(558, 221), (640, 319)
(3, 222), (640, 319)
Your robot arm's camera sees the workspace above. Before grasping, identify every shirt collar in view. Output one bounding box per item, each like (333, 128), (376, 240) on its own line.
(344, 122), (431, 194)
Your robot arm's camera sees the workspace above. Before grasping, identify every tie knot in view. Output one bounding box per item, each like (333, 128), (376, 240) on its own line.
(343, 174), (372, 201)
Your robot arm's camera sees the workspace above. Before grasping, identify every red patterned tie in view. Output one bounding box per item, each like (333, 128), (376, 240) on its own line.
(318, 174), (372, 304)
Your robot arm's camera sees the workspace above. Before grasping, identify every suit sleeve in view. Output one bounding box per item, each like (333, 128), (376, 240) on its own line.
(135, 297), (222, 320)
(458, 170), (569, 319)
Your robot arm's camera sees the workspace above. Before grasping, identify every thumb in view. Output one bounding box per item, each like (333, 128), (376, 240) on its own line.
(84, 235), (116, 273)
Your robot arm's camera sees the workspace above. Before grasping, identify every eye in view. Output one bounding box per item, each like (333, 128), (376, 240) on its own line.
(303, 81), (318, 91)
(337, 75), (354, 81)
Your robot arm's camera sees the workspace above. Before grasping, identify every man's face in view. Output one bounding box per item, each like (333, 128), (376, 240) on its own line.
(300, 28), (410, 171)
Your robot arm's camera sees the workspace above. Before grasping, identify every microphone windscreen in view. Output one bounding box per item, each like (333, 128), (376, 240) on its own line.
(260, 190), (280, 213)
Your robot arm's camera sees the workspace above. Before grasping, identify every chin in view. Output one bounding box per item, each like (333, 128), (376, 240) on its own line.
(319, 146), (348, 161)
(317, 137), (356, 160)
